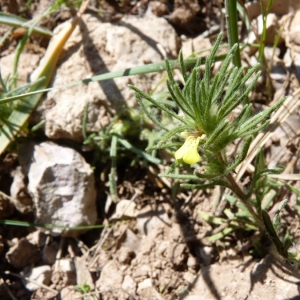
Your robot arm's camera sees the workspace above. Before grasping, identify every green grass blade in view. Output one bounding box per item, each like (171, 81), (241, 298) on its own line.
(225, 0), (242, 67)
(0, 1), (88, 154)
(0, 218), (105, 230)
(116, 135), (161, 164)
(159, 173), (200, 180)
(0, 12), (52, 38)
(0, 54), (227, 105)
(109, 135), (118, 202)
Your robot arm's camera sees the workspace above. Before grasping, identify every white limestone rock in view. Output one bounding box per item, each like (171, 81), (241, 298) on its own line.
(35, 14), (179, 141)
(22, 265), (52, 291)
(0, 52), (40, 87)
(96, 260), (123, 291)
(122, 275), (137, 296)
(18, 141), (97, 237)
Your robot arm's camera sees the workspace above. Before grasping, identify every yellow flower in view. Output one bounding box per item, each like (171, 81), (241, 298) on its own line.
(175, 136), (201, 164)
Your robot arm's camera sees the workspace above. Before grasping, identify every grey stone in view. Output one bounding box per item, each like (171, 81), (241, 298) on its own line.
(35, 14), (179, 141)
(6, 238), (40, 269)
(18, 141), (97, 237)
(22, 265), (52, 292)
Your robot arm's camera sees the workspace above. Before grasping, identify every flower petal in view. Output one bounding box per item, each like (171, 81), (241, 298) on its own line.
(174, 143), (186, 161)
(175, 136), (201, 164)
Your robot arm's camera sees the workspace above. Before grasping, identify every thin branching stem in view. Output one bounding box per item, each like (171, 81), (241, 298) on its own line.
(217, 152), (263, 227)
(225, 172), (263, 228)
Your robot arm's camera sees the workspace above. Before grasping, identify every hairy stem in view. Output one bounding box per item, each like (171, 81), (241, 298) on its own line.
(226, 172), (263, 228)
(217, 153), (263, 228)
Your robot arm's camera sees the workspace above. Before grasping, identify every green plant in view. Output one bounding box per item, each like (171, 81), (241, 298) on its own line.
(128, 32), (300, 262)
(74, 283), (93, 300)
(258, 0), (274, 63)
(83, 105), (161, 202)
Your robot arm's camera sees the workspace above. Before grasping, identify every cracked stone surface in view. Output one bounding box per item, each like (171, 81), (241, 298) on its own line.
(35, 14), (179, 141)
(17, 141), (97, 237)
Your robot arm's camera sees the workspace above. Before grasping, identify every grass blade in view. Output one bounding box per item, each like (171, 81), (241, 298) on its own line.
(0, 0), (90, 154)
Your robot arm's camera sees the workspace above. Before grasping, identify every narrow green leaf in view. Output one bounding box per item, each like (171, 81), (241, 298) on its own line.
(225, 194), (254, 218)
(212, 48), (235, 90)
(147, 142), (181, 151)
(173, 84), (194, 118)
(159, 173), (200, 180)
(211, 66), (235, 106)
(239, 121), (270, 138)
(225, 0), (242, 67)
(208, 73), (220, 103)
(208, 227), (234, 242)
(189, 69), (204, 128)
(199, 210), (227, 225)
(239, 64), (261, 87)
(130, 85), (189, 125)
(262, 209), (288, 258)
(194, 168), (223, 179)
(156, 125), (191, 148)
(222, 66), (244, 104)
(273, 199), (288, 231)
(221, 71), (261, 117)
(204, 32), (223, 94)
(179, 50), (188, 82)
(226, 136), (252, 172)
(116, 135), (161, 164)
(135, 93), (168, 131)
(218, 90), (239, 118)
(0, 12), (52, 38)
(204, 120), (228, 147)
(241, 97), (285, 132)
(182, 179), (231, 189)
(167, 81), (193, 118)
(256, 166), (284, 178)
(0, 219), (105, 230)
(233, 104), (253, 127)
(165, 58), (176, 85)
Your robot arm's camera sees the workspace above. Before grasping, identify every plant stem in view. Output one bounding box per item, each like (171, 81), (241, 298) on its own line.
(109, 135), (118, 203)
(216, 153), (262, 226)
(226, 172), (263, 228)
(225, 0), (242, 68)
(258, 0), (274, 63)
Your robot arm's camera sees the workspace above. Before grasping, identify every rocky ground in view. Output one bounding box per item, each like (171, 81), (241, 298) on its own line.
(1, 0), (300, 299)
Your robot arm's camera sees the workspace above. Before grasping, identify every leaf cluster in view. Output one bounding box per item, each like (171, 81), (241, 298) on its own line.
(166, 33), (284, 154)
(130, 32), (285, 181)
